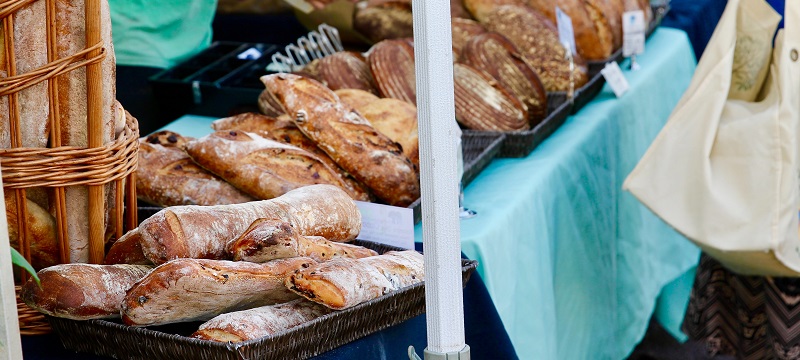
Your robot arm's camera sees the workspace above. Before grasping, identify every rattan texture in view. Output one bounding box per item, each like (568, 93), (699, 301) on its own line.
(48, 240), (478, 360)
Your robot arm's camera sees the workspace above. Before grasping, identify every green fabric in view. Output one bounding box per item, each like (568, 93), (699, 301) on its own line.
(109, 0), (218, 68)
(413, 28), (700, 360)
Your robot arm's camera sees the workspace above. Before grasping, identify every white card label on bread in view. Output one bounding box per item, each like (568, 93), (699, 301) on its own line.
(555, 7), (577, 56)
(601, 61), (630, 98)
(623, 11), (646, 57)
(355, 201), (414, 250)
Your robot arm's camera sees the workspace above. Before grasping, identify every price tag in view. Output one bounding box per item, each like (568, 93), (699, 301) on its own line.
(355, 201), (415, 250)
(622, 10), (646, 57)
(555, 7), (577, 56)
(601, 61), (629, 97)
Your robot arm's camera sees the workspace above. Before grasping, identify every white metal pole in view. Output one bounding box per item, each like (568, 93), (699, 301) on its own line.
(411, 0), (469, 357)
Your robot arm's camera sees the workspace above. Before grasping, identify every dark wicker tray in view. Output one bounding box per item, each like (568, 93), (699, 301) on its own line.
(49, 239), (478, 360)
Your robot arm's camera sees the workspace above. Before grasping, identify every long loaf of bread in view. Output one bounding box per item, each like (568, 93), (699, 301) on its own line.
(192, 299), (331, 342)
(20, 264), (153, 320)
(286, 250), (424, 310)
(261, 73), (420, 207)
(121, 257), (314, 326)
(138, 184), (361, 265)
(228, 218), (377, 262)
(104, 228), (151, 265)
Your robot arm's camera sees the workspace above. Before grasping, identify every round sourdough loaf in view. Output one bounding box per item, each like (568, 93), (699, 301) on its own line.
(451, 18), (486, 59)
(353, 1), (413, 44)
(318, 51), (378, 94)
(462, 0), (527, 22)
(368, 39), (417, 104)
(525, 0), (613, 60)
(453, 63), (529, 132)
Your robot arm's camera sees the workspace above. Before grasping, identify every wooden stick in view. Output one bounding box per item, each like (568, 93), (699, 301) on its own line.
(85, 0), (104, 264)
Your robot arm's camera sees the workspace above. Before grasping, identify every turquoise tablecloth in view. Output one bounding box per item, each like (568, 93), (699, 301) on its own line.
(161, 28), (700, 360)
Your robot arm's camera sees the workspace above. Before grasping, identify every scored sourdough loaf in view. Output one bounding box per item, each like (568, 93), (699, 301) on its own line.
(451, 18), (486, 58)
(21, 264), (153, 320)
(526, 0), (613, 60)
(104, 228), (151, 265)
(335, 88), (381, 110)
(368, 39), (417, 104)
(136, 140), (255, 207)
(138, 184), (362, 265)
(261, 73), (420, 207)
(355, 98), (419, 166)
(184, 130), (370, 201)
(462, 32), (548, 125)
(192, 299), (331, 342)
(483, 5), (588, 92)
(286, 250), (424, 310)
(453, 63), (529, 131)
(353, 0), (414, 44)
(121, 257), (314, 326)
(228, 218), (377, 262)
(317, 51), (378, 94)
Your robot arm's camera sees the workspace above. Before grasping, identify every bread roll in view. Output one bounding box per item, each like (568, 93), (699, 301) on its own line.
(335, 89), (381, 110)
(453, 63), (529, 131)
(287, 250), (424, 310)
(121, 257), (313, 326)
(451, 18), (486, 58)
(368, 39), (417, 104)
(20, 264), (152, 320)
(262, 73), (420, 207)
(138, 184), (362, 265)
(462, 32), (548, 125)
(462, 0), (525, 22)
(104, 228), (152, 265)
(356, 98), (419, 166)
(483, 5), (588, 92)
(229, 219), (378, 262)
(184, 130), (369, 201)
(318, 52), (378, 94)
(353, 1), (413, 44)
(525, 0), (613, 60)
(136, 140), (255, 207)
(5, 196), (59, 269)
(192, 299), (331, 342)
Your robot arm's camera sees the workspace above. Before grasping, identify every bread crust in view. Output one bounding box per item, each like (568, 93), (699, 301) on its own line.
(368, 40), (417, 104)
(353, 1), (414, 43)
(318, 52), (378, 94)
(453, 63), (529, 131)
(451, 18), (486, 58)
(355, 98), (419, 166)
(104, 228), (152, 265)
(335, 89), (381, 110)
(526, 0), (613, 60)
(5, 195), (59, 269)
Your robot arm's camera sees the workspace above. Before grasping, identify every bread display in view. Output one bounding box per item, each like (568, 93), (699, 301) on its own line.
(192, 299), (332, 342)
(335, 88), (381, 110)
(453, 63), (529, 131)
(353, 0), (414, 44)
(228, 218), (378, 262)
(462, 0), (526, 22)
(121, 257), (313, 326)
(355, 98), (420, 166)
(5, 196), (58, 269)
(451, 18), (487, 58)
(287, 250), (424, 310)
(525, 0), (613, 60)
(483, 5), (588, 92)
(368, 39), (417, 104)
(137, 184), (361, 265)
(136, 140), (255, 207)
(104, 228), (151, 265)
(317, 51), (378, 94)
(462, 32), (548, 125)
(20, 264), (153, 320)
(261, 73), (420, 207)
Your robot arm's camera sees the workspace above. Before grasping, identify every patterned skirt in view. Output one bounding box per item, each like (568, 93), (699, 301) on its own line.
(683, 254), (800, 359)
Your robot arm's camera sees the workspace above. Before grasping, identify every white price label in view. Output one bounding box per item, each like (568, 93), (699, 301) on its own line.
(622, 10), (646, 57)
(556, 7), (577, 56)
(601, 61), (629, 97)
(355, 201), (415, 250)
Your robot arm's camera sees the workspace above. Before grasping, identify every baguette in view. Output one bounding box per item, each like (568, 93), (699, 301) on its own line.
(20, 264), (152, 320)
(121, 257), (314, 326)
(261, 73), (420, 207)
(286, 250), (424, 310)
(228, 218), (378, 262)
(104, 228), (151, 265)
(138, 184), (361, 265)
(192, 299), (331, 342)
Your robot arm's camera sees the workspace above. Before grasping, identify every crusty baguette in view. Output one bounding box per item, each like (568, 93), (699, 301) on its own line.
(104, 228), (151, 265)
(261, 73), (420, 207)
(20, 264), (152, 320)
(355, 98), (419, 166)
(335, 89), (380, 110)
(184, 130), (369, 201)
(136, 140), (255, 207)
(5, 195), (59, 269)
(228, 218), (377, 262)
(192, 299), (331, 342)
(121, 257), (314, 326)
(138, 184), (362, 265)
(286, 250), (424, 310)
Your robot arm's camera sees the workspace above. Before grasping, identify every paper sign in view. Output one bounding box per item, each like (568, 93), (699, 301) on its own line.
(601, 61), (629, 97)
(355, 201), (415, 250)
(555, 7), (577, 56)
(622, 10), (646, 57)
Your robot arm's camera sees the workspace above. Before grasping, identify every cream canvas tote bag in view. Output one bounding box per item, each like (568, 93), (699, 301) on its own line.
(623, 0), (800, 276)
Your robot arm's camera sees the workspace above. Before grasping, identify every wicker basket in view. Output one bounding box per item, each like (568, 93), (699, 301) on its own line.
(0, 0), (139, 334)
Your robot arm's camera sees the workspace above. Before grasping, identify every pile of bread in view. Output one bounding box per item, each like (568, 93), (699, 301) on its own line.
(292, 0), (654, 132)
(22, 185), (425, 343)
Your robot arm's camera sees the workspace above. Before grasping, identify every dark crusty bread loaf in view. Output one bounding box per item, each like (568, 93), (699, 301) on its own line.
(368, 39), (417, 105)
(192, 299), (331, 342)
(261, 73), (420, 207)
(483, 5), (588, 92)
(286, 250), (424, 310)
(136, 140), (255, 207)
(138, 185), (362, 265)
(462, 32), (548, 125)
(353, 1), (414, 44)
(453, 63), (529, 131)
(228, 218), (377, 262)
(21, 264), (153, 320)
(104, 228), (151, 265)
(121, 257), (314, 326)
(317, 51), (378, 94)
